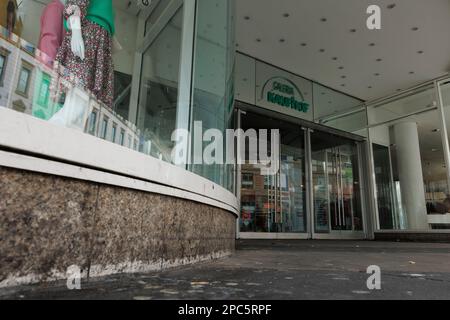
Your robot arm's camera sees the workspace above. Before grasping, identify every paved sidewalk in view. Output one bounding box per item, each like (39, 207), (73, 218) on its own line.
(2, 240), (450, 300)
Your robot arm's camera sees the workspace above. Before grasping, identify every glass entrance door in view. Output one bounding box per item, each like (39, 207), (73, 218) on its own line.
(238, 109), (365, 238)
(311, 131), (364, 234)
(239, 111), (307, 235)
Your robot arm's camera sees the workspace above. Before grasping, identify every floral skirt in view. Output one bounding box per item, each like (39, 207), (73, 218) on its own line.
(55, 20), (114, 108)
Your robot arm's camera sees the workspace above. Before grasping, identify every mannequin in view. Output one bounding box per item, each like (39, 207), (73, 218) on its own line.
(49, 0), (116, 130)
(38, 0), (66, 66)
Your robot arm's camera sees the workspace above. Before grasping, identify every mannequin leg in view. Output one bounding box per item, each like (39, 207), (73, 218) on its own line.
(49, 87), (91, 131)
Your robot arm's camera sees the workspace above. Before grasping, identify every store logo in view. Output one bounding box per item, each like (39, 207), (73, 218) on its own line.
(261, 77), (309, 113)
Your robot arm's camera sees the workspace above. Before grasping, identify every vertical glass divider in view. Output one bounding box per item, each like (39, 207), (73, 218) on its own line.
(175, 0), (197, 168)
(304, 127), (314, 238)
(435, 80), (450, 192)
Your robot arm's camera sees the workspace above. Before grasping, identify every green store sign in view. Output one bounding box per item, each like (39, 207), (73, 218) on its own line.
(261, 76), (309, 113)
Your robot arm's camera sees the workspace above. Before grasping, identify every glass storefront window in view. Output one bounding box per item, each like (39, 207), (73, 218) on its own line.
(190, 0), (236, 191)
(370, 109), (450, 230)
(136, 6), (183, 162)
(0, 0), (237, 192)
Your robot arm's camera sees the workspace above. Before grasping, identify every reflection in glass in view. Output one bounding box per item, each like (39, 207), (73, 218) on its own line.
(240, 111), (307, 233)
(311, 131), (363, 232)
(368, 84), (436, 126)
(136, 8), (183, 162)
(190, 0), (236, 191)
(370, 110), (450, 230)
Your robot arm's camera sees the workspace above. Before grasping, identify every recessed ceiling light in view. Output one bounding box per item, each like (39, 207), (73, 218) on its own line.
(369, 43), (376, 47)
(432, 128), (441, 133)
(350, 28), (357, 33)
(256, 38), (261, 42)
(409, 71), (415, 74)
(417, 50), (424, 54)
(374, 73), (380, 76)
(387, 4), (396, 9)
(341, 76), (347, 79)
(368, 86), (372, 89)
(300, 43), (307, 46)
(412, 27), (419, 31)
(283, 13), (290, 18)
(321, 18), (327, 22)
(376, 58), (383, 62)
(341, 84), (346, 87)
(244, 16), (250, 20)
(279, 39), (286, 43)
(338, 66), (344, 70)
(332, 57), (338, 61)
(319, 49), (325, 52)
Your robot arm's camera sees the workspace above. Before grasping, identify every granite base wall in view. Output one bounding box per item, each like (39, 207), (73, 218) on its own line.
(0, 166), (236, 287)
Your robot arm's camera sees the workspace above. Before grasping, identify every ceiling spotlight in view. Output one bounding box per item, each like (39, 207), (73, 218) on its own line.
(432, 128), (441, 133)
(387, 4), (396, 9)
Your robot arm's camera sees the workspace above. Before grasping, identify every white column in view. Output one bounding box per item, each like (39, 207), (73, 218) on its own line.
(393, 122), (429, 230)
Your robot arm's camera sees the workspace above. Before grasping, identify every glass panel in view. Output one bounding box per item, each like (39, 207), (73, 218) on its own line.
(240, 112), (278, 233)
(368, 84), (436, 125)
(311, 131), (363, 232)
(313, 83), (363, 121)
(372, 143), (404, 230)
(17, 68), (30, 94)
(190, 0), (235, 191)
(279, 124), (307, 233)
(371, 110), (449, 230)
(136, 7), (183, 162)
(240, 111), (307, 233)
(319, 110), (368, 137)
(235, 53), (256, 105)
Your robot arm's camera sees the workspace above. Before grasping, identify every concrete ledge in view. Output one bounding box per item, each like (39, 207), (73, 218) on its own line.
(0, 166), (236, 287)
(375, 231), (450, 243)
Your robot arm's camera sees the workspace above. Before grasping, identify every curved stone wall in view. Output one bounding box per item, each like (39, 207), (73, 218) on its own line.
(0, 166), (236, 287)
